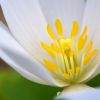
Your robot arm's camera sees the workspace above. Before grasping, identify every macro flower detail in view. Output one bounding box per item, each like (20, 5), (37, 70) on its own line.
(41, 19), (99, 84)
(0, 0), (100, 100)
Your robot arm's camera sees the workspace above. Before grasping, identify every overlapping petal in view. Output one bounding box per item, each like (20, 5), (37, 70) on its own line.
(79, 0), (100, 82)
(0, 0), (52, 59)
(0, 23), (67, 87)
(56, 84), (100, 100)
(82, 0), (100, 49)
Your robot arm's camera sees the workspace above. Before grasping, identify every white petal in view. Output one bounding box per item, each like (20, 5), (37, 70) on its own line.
(0, 23), (65, 86)
(80, 0), (100, 83)
(0, 0), (52, 59)
(82, 0), (100, 49)
(77, 53), (100, 83)
(0, 49), (49, 85)
(78, 63), (100, 83)
(39, 0), (86, 37)
(56, 84), (100, 100)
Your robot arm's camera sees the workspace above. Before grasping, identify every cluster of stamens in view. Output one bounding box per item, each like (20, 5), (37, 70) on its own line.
(40, 19), (98, 82)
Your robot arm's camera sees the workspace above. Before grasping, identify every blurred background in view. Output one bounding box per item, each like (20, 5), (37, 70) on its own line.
(0, 6), (100, 100)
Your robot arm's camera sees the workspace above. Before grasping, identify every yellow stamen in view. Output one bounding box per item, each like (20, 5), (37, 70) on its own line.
(55, 19), (63, 37)
(50, 43), (62, 53)
(63, 73), (69, 79)
(41, 42), (50, 51)
(77, 26), (88, 51)
(60, 38), (72, 50)
(76, 66), (80, 72)
(44, 59), (58, 71)
(70, 21), (79, 38)
(67, 50), (74, 57)
(78, 35), (88, 51)
(70, 56), (74, 71)
(40, 19), (98, 82)
(63, 54), (70, 71)
(68, 69), (75, 75)
(81, 26), (88, 37)
(84, 49), (98, 64)
(47, 24), (56, 40)
(41, 42), (55, 59)
(84, 40), (93, 53)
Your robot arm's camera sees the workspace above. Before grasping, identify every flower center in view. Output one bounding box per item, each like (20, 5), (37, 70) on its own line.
(40, 19), (98, 83)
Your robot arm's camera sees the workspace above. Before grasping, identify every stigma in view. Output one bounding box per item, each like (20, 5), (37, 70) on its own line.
(40, 19), (98, 83)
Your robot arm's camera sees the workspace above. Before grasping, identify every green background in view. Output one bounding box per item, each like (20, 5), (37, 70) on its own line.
(0, 68), (100, 100)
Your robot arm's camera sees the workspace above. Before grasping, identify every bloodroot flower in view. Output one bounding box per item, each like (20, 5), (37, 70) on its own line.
(0, 0), (100, 100)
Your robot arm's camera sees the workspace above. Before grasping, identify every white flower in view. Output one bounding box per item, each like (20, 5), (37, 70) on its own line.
(0, 0), (100, 99)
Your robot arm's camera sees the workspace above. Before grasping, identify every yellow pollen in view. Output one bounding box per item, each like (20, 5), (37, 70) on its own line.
(41, 42), (51, 52)
(70, 20), (79, 38)
(68, 69), (75, 75)
(76, 66), (80, 72)
(63, 67), (80, 79)
(82, 26), (88, 37)
(55, 19), (64, 37)
(84, 49), (98, 64)
(63, 73), (69, 79)
(77, 26), (88, 52)
(47, 24), (56, 40)
(60, 38), (72, 50)
(50, 43), (62, 53)
(41, 42), (56, 59)
(44, 59), (58, 71)
(84, 40), (93, 53)
(78, 34), (88, 51)
(66, 50), (74, 57)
